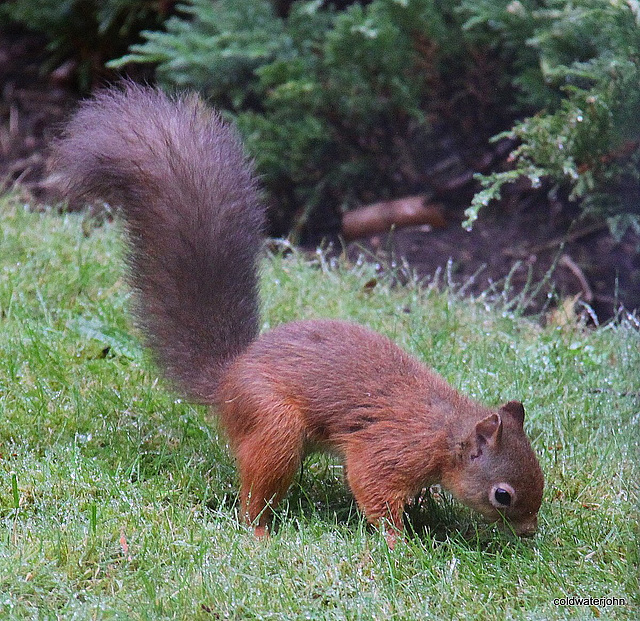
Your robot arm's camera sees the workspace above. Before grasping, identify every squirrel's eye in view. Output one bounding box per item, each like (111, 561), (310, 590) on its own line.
(494, 488), (512, 506)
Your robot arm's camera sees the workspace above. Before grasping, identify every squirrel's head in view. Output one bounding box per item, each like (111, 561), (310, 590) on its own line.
(443, 401), (544, 536)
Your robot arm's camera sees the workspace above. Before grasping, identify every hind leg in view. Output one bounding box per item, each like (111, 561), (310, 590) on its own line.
(233, 405), (305, 537)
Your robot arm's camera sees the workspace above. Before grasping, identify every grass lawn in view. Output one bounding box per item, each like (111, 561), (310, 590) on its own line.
(0, 194), (638, 619)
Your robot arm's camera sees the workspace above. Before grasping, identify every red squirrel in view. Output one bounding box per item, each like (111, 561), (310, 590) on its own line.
(53, 83), (544, 545)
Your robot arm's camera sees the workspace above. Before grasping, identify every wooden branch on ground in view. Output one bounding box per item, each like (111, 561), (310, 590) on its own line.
(341, 195), (447, 241)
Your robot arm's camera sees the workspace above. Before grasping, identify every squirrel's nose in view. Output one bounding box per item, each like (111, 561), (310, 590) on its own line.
(513, 515), (538, 537)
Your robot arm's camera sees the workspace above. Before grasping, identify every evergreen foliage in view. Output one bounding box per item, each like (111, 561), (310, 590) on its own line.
(0, 0), (167, 88)
(461, 0), (640, 236)
(4, 0), (639, 237)
(112, 0), (640, 238)
(113, 0), (506, 236)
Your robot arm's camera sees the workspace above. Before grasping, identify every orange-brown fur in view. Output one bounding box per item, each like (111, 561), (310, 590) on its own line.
(53, 83), (544, 546)
(217, 320), (543, 543)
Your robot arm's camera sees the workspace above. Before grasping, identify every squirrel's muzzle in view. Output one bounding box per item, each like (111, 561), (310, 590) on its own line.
(512, 515), (538, 537)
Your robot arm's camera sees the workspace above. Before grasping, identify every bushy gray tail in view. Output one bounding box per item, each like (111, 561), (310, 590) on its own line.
(53, 82), (265, 403)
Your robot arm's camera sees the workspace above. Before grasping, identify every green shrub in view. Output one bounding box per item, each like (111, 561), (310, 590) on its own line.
(461, 0), (640, 237)
(113, 0), (513, 237)
(113, 0), (640, 239)
(0, 0), (168, 88)
(11, 0), (637, 238)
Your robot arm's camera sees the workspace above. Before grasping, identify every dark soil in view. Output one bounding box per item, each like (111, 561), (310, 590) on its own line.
(0, 28), (77, 188)
(346, 199), (639, 321)
(2, 28), (638, 322)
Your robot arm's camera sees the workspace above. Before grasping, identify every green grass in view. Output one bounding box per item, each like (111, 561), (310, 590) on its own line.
(0, 194), (638, 619)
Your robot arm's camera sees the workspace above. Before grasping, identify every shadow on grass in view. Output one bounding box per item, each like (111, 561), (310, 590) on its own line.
(199, 452), (519, 550)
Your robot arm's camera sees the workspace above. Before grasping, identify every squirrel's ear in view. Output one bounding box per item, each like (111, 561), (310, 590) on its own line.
(500, 401), (525, 427)
(475, 413), (502, 449)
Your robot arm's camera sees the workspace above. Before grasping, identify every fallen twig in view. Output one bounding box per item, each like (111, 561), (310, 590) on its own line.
(341, 195), (447, 240)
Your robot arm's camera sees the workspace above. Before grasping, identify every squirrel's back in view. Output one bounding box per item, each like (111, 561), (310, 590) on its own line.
(53, 82), (265, 401)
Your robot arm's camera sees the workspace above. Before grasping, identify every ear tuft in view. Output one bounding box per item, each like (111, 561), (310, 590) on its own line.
(475, 413), (502, 447)
(500, 401), (525, 427)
